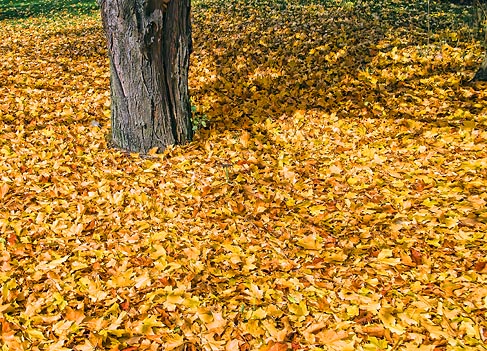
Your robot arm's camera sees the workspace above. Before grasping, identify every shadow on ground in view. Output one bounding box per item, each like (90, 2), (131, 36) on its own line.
(190, 0), (485, 135)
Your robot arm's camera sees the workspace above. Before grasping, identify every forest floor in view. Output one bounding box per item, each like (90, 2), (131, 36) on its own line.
(1, 0), (487, 350)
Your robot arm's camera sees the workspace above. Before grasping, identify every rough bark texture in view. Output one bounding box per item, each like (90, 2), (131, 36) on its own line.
(473, 52), (487, 81)
(473, 0), (487, 81)
(99, 0), (192, 154)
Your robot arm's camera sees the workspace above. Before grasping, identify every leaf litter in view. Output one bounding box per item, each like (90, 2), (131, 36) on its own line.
(0, 1), (487, 350)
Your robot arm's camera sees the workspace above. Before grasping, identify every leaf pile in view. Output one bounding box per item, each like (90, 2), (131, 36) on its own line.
(1, 1), (487, 350)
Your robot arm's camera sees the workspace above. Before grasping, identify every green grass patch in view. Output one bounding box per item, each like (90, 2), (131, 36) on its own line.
(0, 0), (98, 20)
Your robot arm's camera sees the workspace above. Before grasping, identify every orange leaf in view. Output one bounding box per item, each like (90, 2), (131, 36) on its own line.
(266, 343), (288, 351)
(7, 233), (17, 245)
(410, 248), (422, 265)
(0, 183), (9, 199)
(474, 261), (486, 272)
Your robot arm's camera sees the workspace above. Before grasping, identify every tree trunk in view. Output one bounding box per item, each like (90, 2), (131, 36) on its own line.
(473, 0), (487, 81)
(99, 0), (192, 154)
(473, 51), (487, 81)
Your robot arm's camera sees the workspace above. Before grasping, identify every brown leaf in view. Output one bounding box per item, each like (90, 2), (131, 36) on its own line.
(410, 248), (422, 265)
(474, 261), (487, 272)
(362, 325), (385, 338)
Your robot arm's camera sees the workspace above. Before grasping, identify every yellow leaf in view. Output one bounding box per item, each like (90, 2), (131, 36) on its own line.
(297, 235), (322, 250)
(347, 177), (359, 186)
(323, 249), (348, 262)
(288, 300), (308, 316)
(206, 312), (227, 334)
(148, 146), (159, 155)
(329, 165), (342, 174)
(309, 205), (327, 215)
(26, 328), (46, 340)
(261, 319), (288, 341)
(141, 315), (164, 333)
(391, 180), (404, 188)
(240, 130), (250, 148)
(378, 306), (405, 335)
(252, 308), (267, 320)
(166, 292), (184, 305)
(165, 334), (185, 350)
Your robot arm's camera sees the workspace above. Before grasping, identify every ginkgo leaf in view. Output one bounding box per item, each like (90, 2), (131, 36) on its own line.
(378, 307), (405, 335)
(288, 301), (308, 317)
(296, 235), (322, 250)
(26, 328), (46, 340)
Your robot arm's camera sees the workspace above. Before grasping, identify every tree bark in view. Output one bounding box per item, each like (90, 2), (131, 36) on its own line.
(473, 51), (487, 81)
(99, 0), (192, 154)
(473, 0), (487, 81)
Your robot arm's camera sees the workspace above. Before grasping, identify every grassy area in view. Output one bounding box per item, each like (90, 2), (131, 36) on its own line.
(0, 0), (97, 20)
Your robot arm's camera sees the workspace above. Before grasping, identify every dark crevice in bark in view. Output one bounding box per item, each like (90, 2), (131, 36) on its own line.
(164, 73), (178, 141)
(150, 100), (156, 146)
(110, 61), (130, 147)
(161, 8), (178, 143)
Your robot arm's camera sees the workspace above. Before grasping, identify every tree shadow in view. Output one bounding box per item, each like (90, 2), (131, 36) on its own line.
(0, 18), (107, 129)
(190, 0), (485, 136)
(0, 21), (106, 68)
(191, 0), (383, 131)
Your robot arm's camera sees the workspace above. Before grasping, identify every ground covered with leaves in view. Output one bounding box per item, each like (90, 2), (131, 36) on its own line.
(1, 0), (487, 350)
